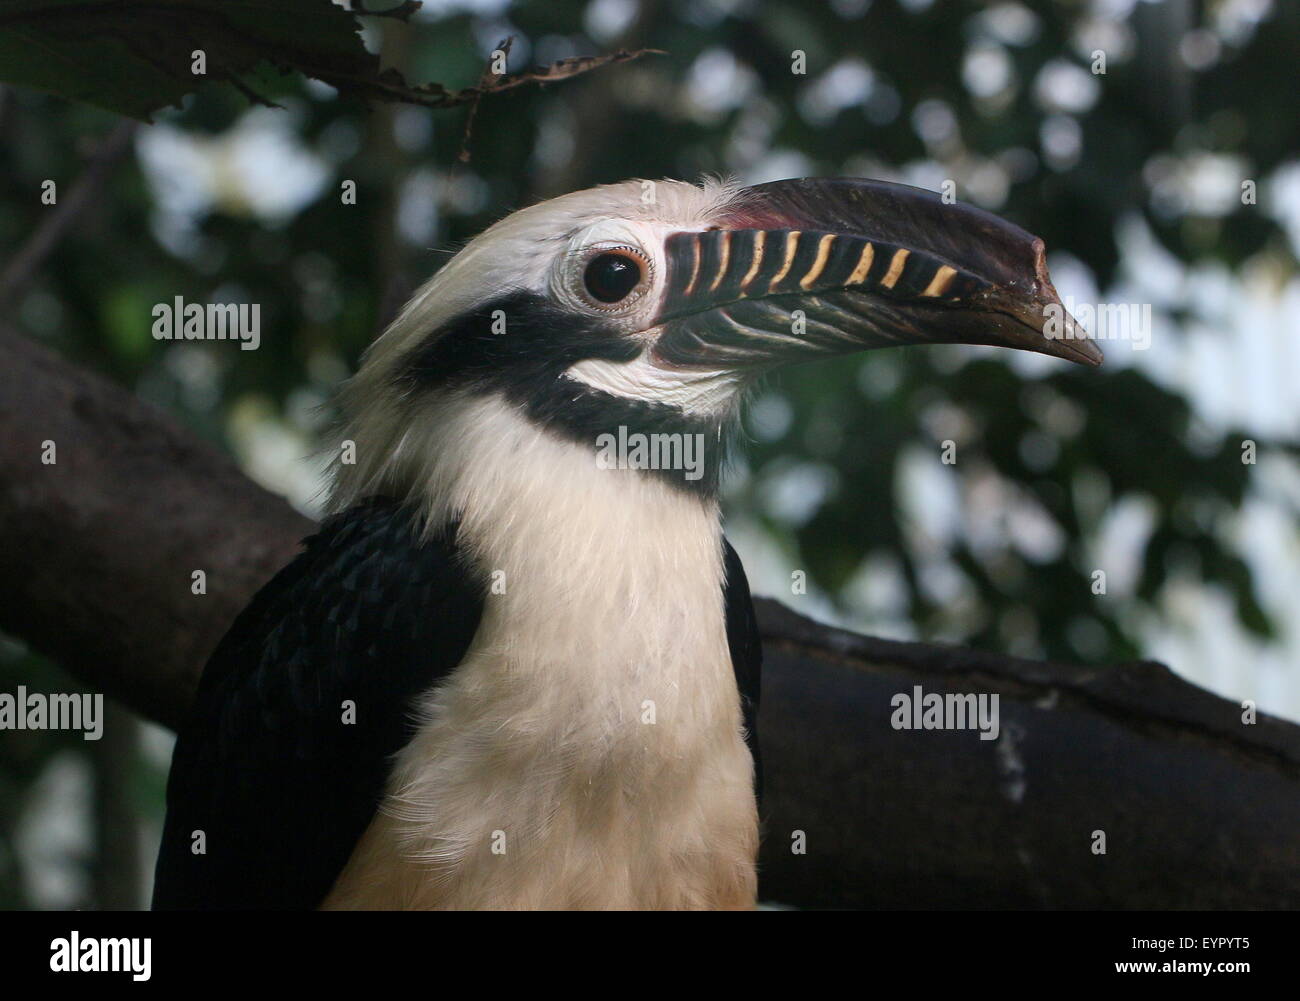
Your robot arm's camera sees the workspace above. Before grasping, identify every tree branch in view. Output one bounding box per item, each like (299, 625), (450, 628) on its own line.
(0, 330), (311, 727)
(754, 600), (1300, 907)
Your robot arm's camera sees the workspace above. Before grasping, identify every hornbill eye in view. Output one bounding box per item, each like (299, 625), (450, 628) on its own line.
(583, 250), (644, 304)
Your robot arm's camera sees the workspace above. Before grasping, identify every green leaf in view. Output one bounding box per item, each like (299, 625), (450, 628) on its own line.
(0, 0), (404, 119)
(0, 1), (657, 121)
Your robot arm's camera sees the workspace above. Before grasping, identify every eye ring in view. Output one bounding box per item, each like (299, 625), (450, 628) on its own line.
(579, 245), (653, 309)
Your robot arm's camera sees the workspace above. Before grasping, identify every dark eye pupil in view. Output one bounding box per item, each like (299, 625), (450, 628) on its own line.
(584, 253), (642, 303)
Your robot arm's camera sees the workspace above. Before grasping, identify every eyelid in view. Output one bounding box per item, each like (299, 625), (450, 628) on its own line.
(585, 244), (651, 268)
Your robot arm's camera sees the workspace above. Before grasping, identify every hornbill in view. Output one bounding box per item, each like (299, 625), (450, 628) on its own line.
(153, 176), (1101, 910)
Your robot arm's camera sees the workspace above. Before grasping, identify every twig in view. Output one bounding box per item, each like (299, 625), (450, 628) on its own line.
(457, 36), (513, 164)
(0, 120), (137, 312)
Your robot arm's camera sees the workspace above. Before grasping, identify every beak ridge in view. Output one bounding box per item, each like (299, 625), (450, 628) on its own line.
(653, 177), (1103, 369)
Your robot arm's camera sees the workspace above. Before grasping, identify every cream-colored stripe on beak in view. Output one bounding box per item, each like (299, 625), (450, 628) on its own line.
(709, 231), (732, 292)
(682, 235), (702, 295)
(800, 234), (836, 290)
(880, 248), (909, 289)
(847, 242), (875, 284)
(768, 231), (801, 290)
(921, 264), (957, 297)
(739, 231), (766, 294)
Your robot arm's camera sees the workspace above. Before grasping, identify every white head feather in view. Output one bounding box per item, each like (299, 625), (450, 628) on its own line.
(329, 177), (749, 517)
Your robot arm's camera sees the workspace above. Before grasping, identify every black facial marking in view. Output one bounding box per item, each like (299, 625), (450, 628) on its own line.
(395, 292), (728, 497)
(397, 292), (636, 391)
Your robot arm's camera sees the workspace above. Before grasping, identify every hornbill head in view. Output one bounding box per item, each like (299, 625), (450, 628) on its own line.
(333, 177), (1100, 505)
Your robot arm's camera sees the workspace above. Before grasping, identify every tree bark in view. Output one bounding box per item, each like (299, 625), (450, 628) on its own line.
(754, 602), (1300, 908)
(2, 328), (1297, 908)
(0, 330), (310, 727)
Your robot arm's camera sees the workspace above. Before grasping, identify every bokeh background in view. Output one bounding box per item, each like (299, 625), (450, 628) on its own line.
(1, 0), (1297, 909)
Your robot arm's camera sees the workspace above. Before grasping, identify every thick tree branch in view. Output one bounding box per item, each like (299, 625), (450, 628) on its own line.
(754, 602), (1300, 908)
(1, 329), (1297, 907)
(0, 330), (311, 726)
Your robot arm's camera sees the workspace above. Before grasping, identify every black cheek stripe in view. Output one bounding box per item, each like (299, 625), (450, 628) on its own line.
(392, 291), (726, 498)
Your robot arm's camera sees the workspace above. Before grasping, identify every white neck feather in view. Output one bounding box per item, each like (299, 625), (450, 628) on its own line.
(323, 392), (759, 908)
(389, 392), (732, 698)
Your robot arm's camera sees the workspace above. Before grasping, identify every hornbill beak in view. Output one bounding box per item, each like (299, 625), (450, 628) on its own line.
(652, 177), (1103, 370)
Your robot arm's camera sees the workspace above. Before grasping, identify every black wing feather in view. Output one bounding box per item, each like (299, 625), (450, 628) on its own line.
(152, 499), (484, 910)
(154, 507), (761, 909)
(722, 536), (763, 803)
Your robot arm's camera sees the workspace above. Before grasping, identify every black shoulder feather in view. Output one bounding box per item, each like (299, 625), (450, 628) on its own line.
(154, 507), (762, 909)
(722, 536), (763, 803)
(152, 499), (484, 910)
